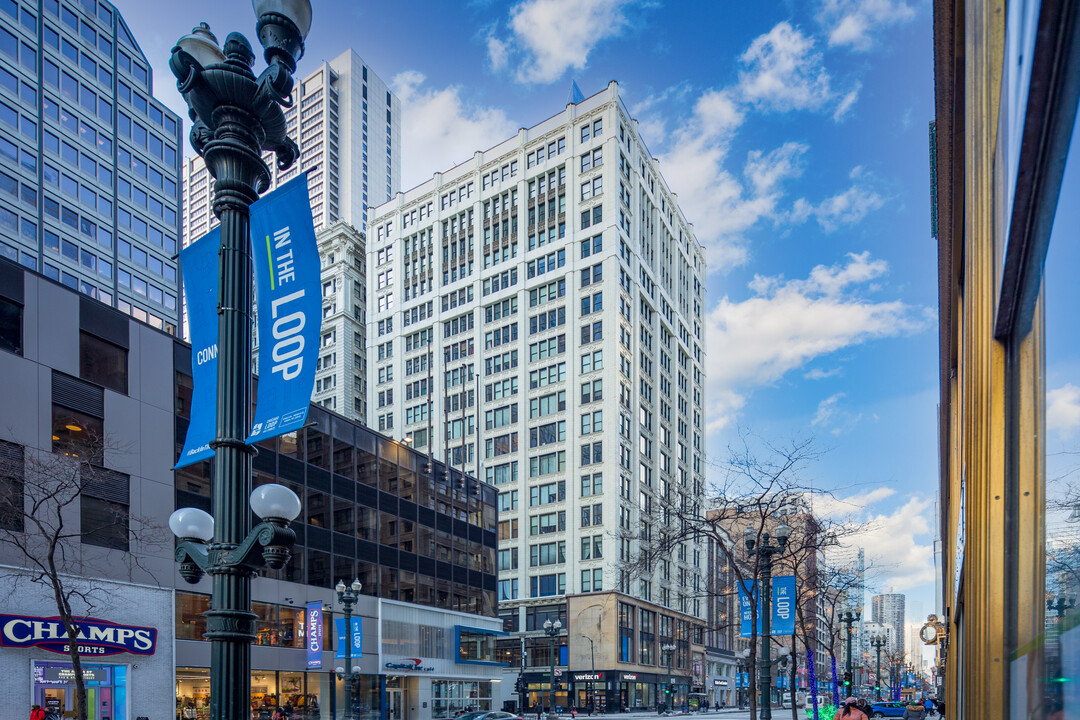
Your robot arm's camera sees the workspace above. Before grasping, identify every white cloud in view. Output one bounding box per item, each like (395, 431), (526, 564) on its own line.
(805, 367), (843, 380)
(1048, 384), (1080, 437)
(849, 495), (936, 590)
(812, 392), (846, 426)
(814, 486), (898, 518)
(391, 72), (519, 189)
(832, 82), (862, 121)
(787, 178), (886, 232)
(654, 85), (804, 268)
(820, 0), (917, 51)
(704, 252), (930, 431)
(491, 0), (637, 84)
(812, 392), (864, 435)
(737, 22), (834, 113)
(486, 30), (509, 72)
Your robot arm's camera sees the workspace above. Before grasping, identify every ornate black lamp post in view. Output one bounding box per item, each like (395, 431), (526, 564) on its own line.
(543, 619), (563, 720)
(335, 579), (364, 720)
(870, 636), (887, 701)
(170, 484), (302, 720)
(1048, 596), (1076, 620)
(736, 649), (751, 708)
(743, 523), (791, 720)
(168, 4), (311, 720)
(840, 610), (860, 691)
(660, 643), (677, 714)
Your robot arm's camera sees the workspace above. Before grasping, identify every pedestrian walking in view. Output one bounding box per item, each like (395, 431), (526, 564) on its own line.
(923, 698), (934, 717)
(902, 701), (925, 720)
(31, 705), (46, 720)
(833, 698), (868, 720)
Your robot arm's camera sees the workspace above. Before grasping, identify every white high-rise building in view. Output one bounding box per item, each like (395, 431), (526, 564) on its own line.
(182, 50), (399, 421)
(182, 49), (399, 242)
(872, 592), (907, 660)
(367, 81), (707, 709)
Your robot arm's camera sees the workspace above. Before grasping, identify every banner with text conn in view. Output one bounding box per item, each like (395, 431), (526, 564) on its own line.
(175, 228), (221, 469)
(738, 575), (797, 637)
(335, 616), (363, 660)
(247, 173), (320, 444)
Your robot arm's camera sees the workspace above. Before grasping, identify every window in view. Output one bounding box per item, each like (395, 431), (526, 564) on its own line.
(80, 332), (127, 393)
(529, 480), (566, 506)
(581, 411), (603, 435)
(0, 440), (24, 531)
(580, 321), (603, 344)
(580, 535), (602, 561)
(529, 541), (565, 566)
(580, 503), (603, 527)
(581, 379), (603, 404)
(580, 234), (602, 258)
(0, 295), (22, 355)
(581, 473), (602, 496)
(529, 512), (565, 536)
(80, 466), (129, 551)
(581, 262), (603, 287)
(530, 573), (565, 598)
(580, 568), (603, 592)
(580, 441), (602, 465)
(52, 405), (102, 460)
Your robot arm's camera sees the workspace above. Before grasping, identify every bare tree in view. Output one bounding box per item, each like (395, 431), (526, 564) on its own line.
(0, 431), (164, 720)
(622, 431), (832, 719)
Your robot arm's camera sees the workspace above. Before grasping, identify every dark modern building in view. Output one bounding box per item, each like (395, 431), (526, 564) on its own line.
(0, 257), (504, 720)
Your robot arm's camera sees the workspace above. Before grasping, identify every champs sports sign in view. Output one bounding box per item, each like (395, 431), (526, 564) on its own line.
(0, 615), (158, 656)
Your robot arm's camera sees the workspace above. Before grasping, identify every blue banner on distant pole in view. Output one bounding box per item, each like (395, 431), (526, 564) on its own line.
(335, 616), (363, 660)
(306, 601), (323, 669)
(738, 580), (757, 637)
(739, 576), (797, 637)
(246, 173), (321, 444)
(175, 228), (220, 469)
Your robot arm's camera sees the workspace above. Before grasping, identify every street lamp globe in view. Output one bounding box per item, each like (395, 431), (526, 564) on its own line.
(175, 23), (225, 69)
(336, 580), (346, 593)
(351, 578), (363, 593)
(774, 523), (791, 545)
(168, 507), (215, 542)
(250, 483), (302, 521)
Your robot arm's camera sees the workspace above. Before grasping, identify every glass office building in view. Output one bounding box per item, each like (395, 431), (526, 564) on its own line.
(0, 0), (182, 334)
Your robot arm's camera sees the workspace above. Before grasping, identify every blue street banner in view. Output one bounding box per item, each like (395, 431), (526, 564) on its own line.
(771, 575), (796, 635)
(247, 173), (321, 444)
(335, 616), (363, 660)
(738, 576), (798, 637)
(306, 601), (323, 669)
(175, 228), (221, 469)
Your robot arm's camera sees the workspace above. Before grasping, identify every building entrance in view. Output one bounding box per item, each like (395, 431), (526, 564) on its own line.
(33, 661), (127, 720)
(386, 689), (404, 720)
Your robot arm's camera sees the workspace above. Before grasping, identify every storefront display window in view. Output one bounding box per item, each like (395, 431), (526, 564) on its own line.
(1011, 112), (1080, 720)
(175, 593), (315, 649)
(175, 668), (339, 720)
(430, 680), (493, 719)
(34, 661), (126, 720)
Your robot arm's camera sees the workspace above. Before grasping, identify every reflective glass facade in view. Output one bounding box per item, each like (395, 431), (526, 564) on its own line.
(0, 0), (182, 334)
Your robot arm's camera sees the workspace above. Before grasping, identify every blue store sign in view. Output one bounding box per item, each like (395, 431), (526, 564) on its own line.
(0, 615), (157, 656)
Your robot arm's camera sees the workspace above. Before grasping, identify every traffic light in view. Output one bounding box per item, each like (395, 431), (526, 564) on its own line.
(843, 672), (852, 688)
(515, 676), (526, 694)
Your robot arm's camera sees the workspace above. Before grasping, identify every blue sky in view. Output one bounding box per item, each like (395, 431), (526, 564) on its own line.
(115, 0), (941, 625)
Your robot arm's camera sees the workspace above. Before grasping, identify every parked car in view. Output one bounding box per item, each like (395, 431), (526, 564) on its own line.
(456, 712), (523, 720)
(869, 702), (908, 718)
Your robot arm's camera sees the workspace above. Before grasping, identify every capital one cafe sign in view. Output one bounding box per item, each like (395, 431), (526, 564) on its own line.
(1, 615), (157, 656)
